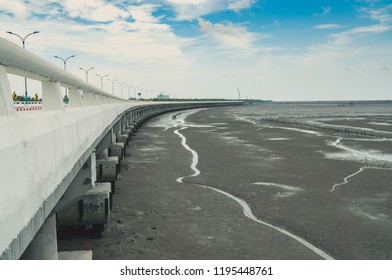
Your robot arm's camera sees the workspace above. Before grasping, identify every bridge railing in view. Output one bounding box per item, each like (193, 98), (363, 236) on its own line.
(0, 37), (126, 118)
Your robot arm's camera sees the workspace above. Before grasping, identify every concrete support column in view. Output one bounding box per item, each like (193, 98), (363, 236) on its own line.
(55, 150), (111, 237)
(131, 110), (136, 122)
(95, 129), (120, 194)
(0, 65), (16, 117)
(137, 108), (142, 119)
(121, 117), (131, 139)
(113, 120), (128, 146)
(55, 152), (97, 215)
(121, 116), (126, 132)
(42, 81), (64, 111)
(83, 92), (95, 106)
(109, 142), (124, 160)
(68, 88), (83, 108)
(97, 95), (103, 105)
(20, 214), (58, 260)
(127, 112), (132, 126)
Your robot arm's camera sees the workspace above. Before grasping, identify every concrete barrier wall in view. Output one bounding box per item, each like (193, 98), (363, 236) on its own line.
(0, 104), (130, 259)
(0, 37), (242, 259)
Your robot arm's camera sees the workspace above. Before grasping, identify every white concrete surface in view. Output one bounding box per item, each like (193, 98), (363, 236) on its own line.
(0, 103), (130, 257)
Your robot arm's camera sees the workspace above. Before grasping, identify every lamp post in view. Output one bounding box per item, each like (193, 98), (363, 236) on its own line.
(54, 55), (75, 103)
(54, 55), (75, 70)
(108, 79), (118, 96)
(117, 82), (126, 99)
(130, 84), (137, 99)
(125, 84), (131, 100)
(6, 31), (40, 104)
(96, 74), (108, 90)
(79, 67), (94, 82)
(136, 86), (141, 99)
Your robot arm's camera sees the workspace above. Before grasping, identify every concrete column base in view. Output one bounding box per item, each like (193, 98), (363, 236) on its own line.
(109, 143), (125, 160)
(56, 183), (111, 227)
(96, 156), (120, 182)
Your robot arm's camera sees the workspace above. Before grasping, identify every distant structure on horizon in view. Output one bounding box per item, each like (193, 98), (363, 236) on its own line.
(157, 92), (170, 100)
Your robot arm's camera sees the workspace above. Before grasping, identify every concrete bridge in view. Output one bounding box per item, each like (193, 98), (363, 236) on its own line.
(0, 37), (242, 260)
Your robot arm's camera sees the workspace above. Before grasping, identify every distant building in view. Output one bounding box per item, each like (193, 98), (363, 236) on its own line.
(156, 92), (169, 99)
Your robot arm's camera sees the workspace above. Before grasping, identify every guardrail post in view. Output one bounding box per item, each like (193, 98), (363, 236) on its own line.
(42, 81), (64, 111)
(68, 88), (83, 108)
(0, 65), (16, 117)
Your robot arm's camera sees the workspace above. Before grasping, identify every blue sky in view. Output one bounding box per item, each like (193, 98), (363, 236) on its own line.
(0, 0), (391, 101)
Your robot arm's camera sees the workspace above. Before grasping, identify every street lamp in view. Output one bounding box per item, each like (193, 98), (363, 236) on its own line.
(6, 31), (40, 104)
(108, 78), (118, 96)
(54, 55), (75, 70)
(54, 55), (75, 103)
(96, 74), (108, 90)
(79, 67), (94, 82)
(125, 83), (131, 99)
(117, 82), (126, 99)
(130, 84), (137, 99)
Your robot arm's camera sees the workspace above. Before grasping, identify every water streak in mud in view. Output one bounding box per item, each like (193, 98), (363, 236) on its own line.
(329, 137), (392, 192)
(233, 114), (392, 193)
(173, 115), (334, 260)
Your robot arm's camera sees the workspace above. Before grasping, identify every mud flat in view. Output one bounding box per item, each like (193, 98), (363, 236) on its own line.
(58, 104), (392, 260)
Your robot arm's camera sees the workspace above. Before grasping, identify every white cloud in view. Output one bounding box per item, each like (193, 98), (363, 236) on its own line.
(326, 5), (392, 46)
(228, 0), (255, 12)
(198, 18), (248, 36)
(361, 4), (392, 23)
(0, 0), (28, 17)
(196, 17), (268, 57)
(1, 0), (392, 101)
(164, 0), (256, 20)
(54, 0), (128, 22)
(1, 1), (196, 98)
(165, 1), (223, 20)
(313, 6), (332, 17)
(315, 24), (344, 30)
(351, 24), (391, 33)
(129, 4), (160, 23)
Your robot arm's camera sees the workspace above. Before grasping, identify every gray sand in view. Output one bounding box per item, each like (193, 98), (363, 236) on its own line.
(58, 105), (392, 260)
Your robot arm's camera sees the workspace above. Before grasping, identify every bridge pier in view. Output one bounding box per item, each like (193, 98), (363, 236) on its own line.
(55, 150), (111, 241)
(109, 143), (125, 160)
(96, 155), (120, 188)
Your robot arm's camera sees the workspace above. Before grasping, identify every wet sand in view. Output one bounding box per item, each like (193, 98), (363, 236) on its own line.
(58, 105), (392, 260)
